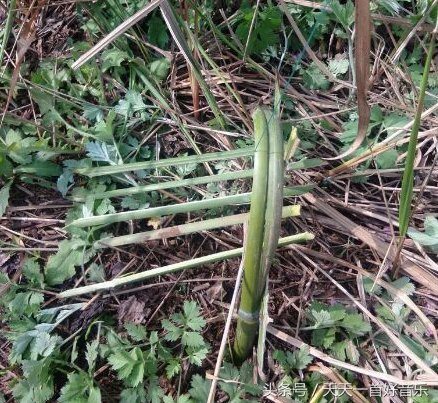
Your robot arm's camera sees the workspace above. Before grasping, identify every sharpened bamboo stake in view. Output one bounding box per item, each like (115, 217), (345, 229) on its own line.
(58, 233), (314, 298)
(69, 187), (306, 228)
(75, 146), (254, 177)
(96, 206), (300, 248)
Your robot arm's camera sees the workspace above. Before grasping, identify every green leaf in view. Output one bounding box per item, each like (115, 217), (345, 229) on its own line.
(376, 149), (398, 169)
(340, 313), (371, 336)
(12, 359), (54, 403)
(108, 347), (146, 387)
(219, 361), (262, 401)
(101, 48), (130, 72)
(45, 239), (91, 285)
(165, 358), (181, 378)
(328, 58), (349, 77)
(86, 141), (118, 164)
(330, 340), (347, 361)
(274, 346), (312, 372)
(311, 309), (333, 326)
(23, 258), (44, 288)
(15, 160), (62, 176)
(162, 319), (184, 341)
(86, 340), (99, 373)
(408, 216), (438, 253)
(186, 345), (208, 366)
(125, 323), (147, 342)
(30, 331), (61, 360)
(0, 180), (11, 217)
(236, 5), (281, 55)
(148, 14), (169, 48)
(345, 340), (360, 363)
(148, 58), (170, 81)
(115, 90), (148, 116)
(188, 374), (211, 403)
(59, 372), (101, 403)
(383, 113), (410, 136)
(302, 62), (330, 90)
(363, 277), (382, 295)
(181, 331), (205, 348)
(120, 386), (147, 403)
(9, 291), (44, 317)
(390, 276), (416, 296)
(87, 263), (106, 283)
(328, 0), (355, 27)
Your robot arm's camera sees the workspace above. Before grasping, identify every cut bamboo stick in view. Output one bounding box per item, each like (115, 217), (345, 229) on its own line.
(58, 233), (314, 299)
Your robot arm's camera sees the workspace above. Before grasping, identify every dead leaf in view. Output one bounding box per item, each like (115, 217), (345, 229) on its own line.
(206, 282), (223, 303)
(118, 296), (146, 324)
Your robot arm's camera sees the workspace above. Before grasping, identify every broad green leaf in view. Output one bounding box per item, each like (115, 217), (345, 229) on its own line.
(188, 374), (211, 403)
(302, 62), (330, 90)
(59, 372), (101, 403)
(328, 0), (355, 28)
(14, 160), (62, 176)
(375, 149), (398, 169)
(148, 58), (170, 81)
(341, 313), (372, 336)
(236, 5), (281, 55)
(408, 216), (438, 253)
(328, 58), (349, 77)
(12, 359), (54, 403)
(148, 14), (169, 48)
(125, 323), (147, 342)
(101, 48), (130, 72)
(44, 239), (90, 285)
(108, 347), (146, 387)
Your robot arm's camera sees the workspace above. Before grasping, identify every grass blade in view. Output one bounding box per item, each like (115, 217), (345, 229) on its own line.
(0, 0), (17, 70)
(399, 27), (437, 237)
(160, 0), (226, 127)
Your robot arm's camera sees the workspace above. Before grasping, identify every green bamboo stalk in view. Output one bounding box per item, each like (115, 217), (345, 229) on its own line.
(233, 108), (284, 362)
(71, 169), (254, 202)
(399, 27), (437, 237)
(58, 232), (314, 299)
(69, 187), (304, 228)
(96, 205), (300, 248)
(75, 146), (254, 177)
(232, 108), (269, 362)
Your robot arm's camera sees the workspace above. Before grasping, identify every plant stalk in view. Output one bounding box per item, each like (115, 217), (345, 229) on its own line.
(58, 233), (314, 299)
(233, 108), (284, 362)
(96, 205), (300, 248)
(75, 146), (254, 177)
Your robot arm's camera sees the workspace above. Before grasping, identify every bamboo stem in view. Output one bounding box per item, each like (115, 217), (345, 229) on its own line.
(233, 108), (284, 362)
(58, 233), (314, 299)
(96, 206), (300, 248)
(71, 169), (254, 202)
(69, 187), (305, 228)
(75, 146), (254, 177)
